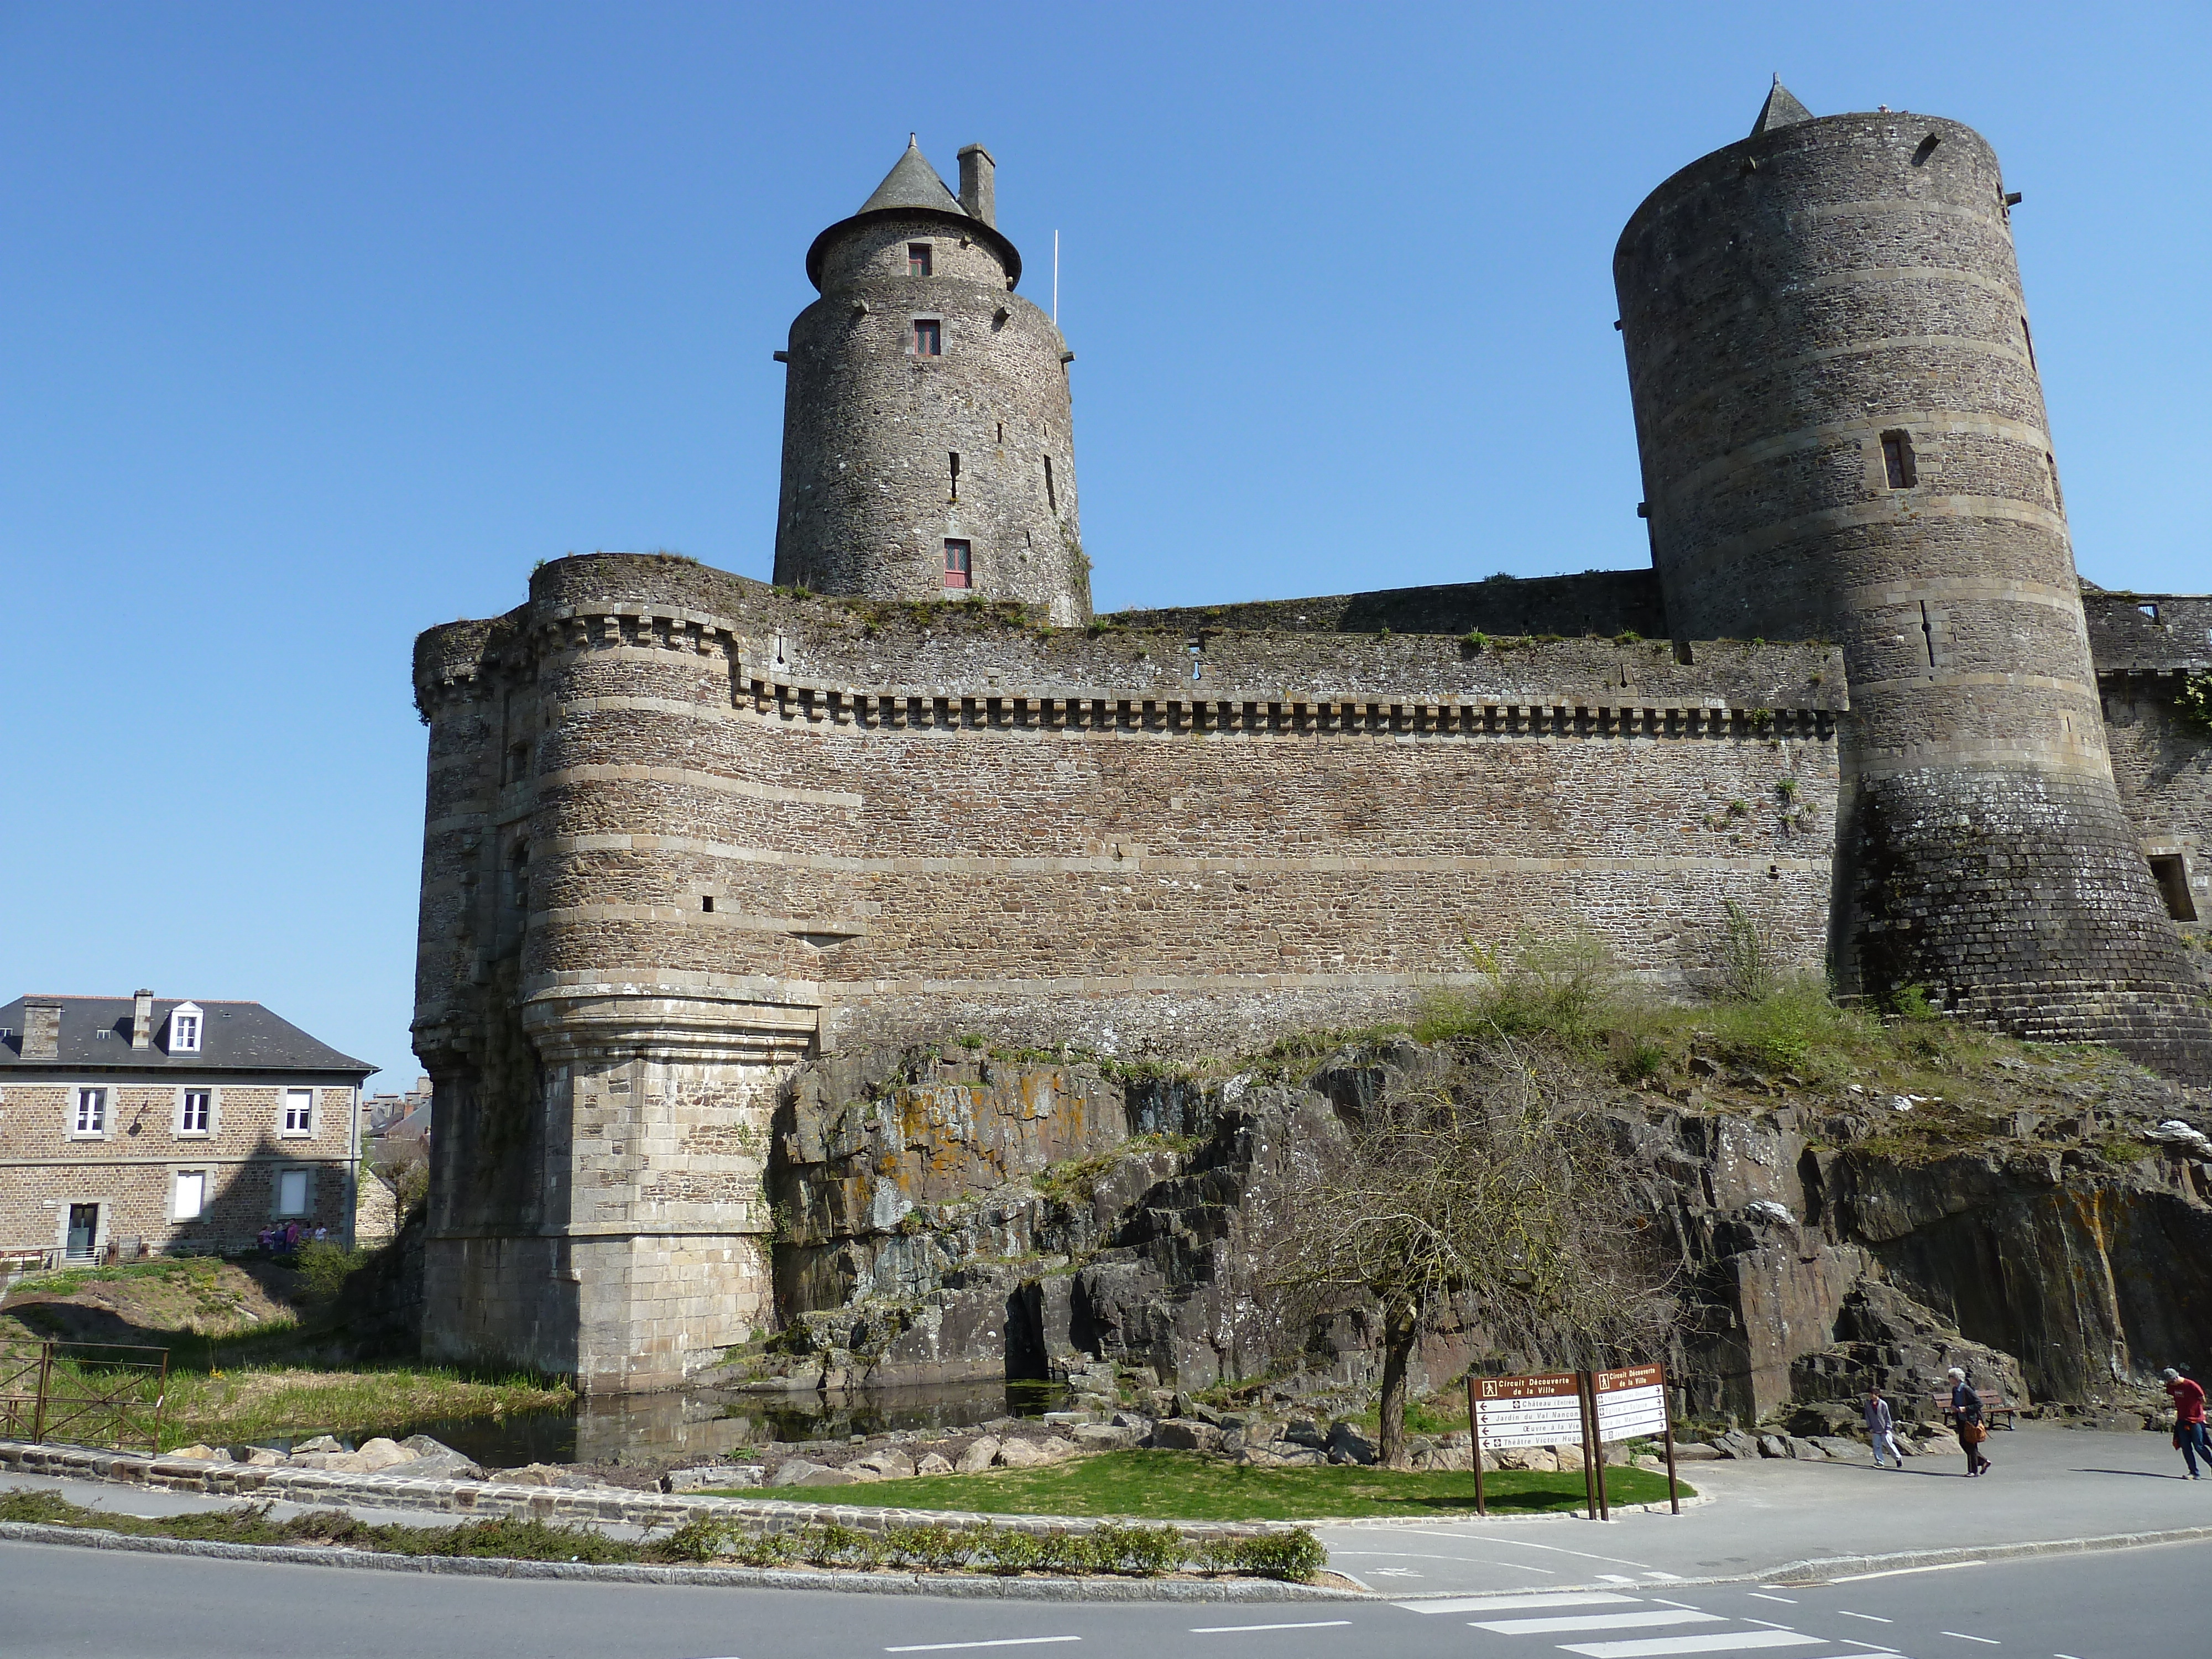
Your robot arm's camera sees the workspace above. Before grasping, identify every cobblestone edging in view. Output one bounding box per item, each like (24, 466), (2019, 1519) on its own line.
(0, 1440), (1302, 1543)
(0, 1522), (1365, 1600)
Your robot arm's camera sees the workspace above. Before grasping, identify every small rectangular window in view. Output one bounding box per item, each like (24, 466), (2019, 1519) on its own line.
(907, 242), (932, 278)
(1880, 430), (1918, 489)
(2151, 855), (2199, 922)
(283, 1089), (314, 1136)
(181, 1089), (211, 1134)
(276, 1168), (310, 1217)
(174, 1171), (206, 1222)
(944, 539), (972, 589)
(701, 895), (714, 913)
(75, 1088), (107, 1134)
(173, 1013), (199, 1051)
(1044, 455), (1057, 513)
(914, 318), (942, 357)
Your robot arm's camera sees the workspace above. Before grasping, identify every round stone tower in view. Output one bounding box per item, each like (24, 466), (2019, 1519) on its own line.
(1615, 80), (2211, 1078)
(773, 138), (1090, 625)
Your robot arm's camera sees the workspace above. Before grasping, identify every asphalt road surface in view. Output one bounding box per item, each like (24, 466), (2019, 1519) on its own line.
(1, 1536), (2198, 1659)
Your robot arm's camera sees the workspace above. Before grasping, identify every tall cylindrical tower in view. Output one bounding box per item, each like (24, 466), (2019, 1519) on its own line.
(1615, 81), (2210, 1078)
(773, 138), (1090, 625)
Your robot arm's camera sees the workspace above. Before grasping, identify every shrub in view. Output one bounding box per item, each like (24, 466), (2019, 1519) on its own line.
(293, 1239), (367, 1299)
(1089, 1521), (1185, 1576)
(1035, 1530), (1097, 1574)
(883, 1524), (973, 1572)
(977, 1525), (1045, 1574)
(1196, 1531), (1326, 1582)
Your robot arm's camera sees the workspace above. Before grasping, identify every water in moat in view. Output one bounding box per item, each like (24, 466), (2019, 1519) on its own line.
(314, 1378), (1071, 1469)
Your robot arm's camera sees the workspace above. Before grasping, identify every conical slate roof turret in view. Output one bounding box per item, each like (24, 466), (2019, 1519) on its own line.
(805, 134), (1022, 291)
(856, 135), (964, 216)
(1749, 75), (1814, 136)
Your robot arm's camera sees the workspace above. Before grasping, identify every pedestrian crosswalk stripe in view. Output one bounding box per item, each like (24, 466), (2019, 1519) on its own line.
(1557, 1632), (1826, 1657)
(1396, 1593), (1641, 1614)
(1473, 1611), (1724, 1635)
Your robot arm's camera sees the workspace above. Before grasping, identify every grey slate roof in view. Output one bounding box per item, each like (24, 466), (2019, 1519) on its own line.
(0, 995), (373, 1077)
(805, 136), (1023, 293)
(1750, 76), (1814, 136)
(857, 137), (966, 216)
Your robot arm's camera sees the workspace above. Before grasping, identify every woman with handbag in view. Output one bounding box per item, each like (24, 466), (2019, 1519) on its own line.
(1949, 1366), (1991, 1477)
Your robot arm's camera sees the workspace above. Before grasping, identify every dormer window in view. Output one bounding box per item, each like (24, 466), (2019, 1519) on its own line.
(169, 1002), (204, 1054)
(907, 242), (932, 278)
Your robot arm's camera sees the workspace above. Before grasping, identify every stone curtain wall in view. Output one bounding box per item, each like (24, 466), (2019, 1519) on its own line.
(1111, 569), (1668, 641)
(411, 554), (1843, 1387)
(1616, 111), (2212, 1078)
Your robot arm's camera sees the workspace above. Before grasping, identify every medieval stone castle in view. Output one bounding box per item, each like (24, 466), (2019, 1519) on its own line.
(410, 84), (2212, 1391)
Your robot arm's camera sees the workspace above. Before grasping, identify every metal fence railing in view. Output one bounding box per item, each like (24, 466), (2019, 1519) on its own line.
(0, 1338), (168, 1454)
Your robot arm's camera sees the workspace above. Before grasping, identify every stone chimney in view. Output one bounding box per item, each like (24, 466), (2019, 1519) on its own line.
(22, 998), (62, 1062)
(957, 143), (996, 228)
(132, 989), (155, 1048)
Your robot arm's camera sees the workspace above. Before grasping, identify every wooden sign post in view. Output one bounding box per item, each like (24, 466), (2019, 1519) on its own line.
(1465, 1371), (1593, 1520)
(1590, 1361), (1679, 1516)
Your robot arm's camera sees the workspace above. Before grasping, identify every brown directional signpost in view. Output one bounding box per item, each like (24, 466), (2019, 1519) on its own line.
(1465, 1363), (1681, 1522)
(1592, 1361), (1680, 1516)
(1465, 1370), (1593, 1519)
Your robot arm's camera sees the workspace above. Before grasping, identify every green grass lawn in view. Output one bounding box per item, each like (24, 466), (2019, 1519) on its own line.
(712, 1448), (1688, 1521)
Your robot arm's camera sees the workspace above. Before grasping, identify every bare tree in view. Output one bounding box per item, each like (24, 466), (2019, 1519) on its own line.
(1267, 1041), (1674, 1467)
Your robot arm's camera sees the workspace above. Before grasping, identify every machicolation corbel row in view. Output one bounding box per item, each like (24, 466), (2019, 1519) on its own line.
(410, 101), (2212, 1391)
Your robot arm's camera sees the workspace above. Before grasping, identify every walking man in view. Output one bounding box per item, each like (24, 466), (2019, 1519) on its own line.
(2162, 1368), (2208, 1479)
(1865, 1385), (1902, 1469)
(1948, 1366), (1991, 1477)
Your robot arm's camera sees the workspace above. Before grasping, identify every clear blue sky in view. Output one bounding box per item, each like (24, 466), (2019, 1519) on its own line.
(4, 2), (2205, 1086)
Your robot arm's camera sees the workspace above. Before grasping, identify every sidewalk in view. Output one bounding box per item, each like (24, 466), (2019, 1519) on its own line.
(1316, 1422), (2212, 1593)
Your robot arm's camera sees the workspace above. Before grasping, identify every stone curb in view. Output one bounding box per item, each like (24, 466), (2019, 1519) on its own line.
(1757, 1525), (2212, 1585)
(0, 1522), (1366, 1600)
(1308, 1492), (1713, 1527)
(0, 1440), (1300, 1542)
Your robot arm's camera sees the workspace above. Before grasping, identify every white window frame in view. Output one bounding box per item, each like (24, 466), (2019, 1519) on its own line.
(167, 1001), (204, 1055)
(273, 1166), (314, 1218)
(177, 1087), (215, 1138)
(281, 1088), (315, 1138)
(72, 1086), (109, 1138)
(171, 1169), (207, 1222)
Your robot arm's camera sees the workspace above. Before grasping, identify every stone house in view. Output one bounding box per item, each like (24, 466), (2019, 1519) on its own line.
(0, 992), (372, 1265)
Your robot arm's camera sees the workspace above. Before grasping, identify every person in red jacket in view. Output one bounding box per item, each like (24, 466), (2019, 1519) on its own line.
(2162, 1369), (2208, 1479)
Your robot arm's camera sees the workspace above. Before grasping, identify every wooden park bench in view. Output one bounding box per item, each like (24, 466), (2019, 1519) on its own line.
(1931, 1389), (2018, 1430)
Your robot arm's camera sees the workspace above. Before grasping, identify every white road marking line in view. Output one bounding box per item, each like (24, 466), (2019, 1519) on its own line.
(1364, 1528), (1663, 1571)
(1396, 1593), (1640, 1614)
(1331, 1551), (1557, 1571)
(1188, 1622), (1354, 1635)
(1837, 1641), (1903, 1653)
(1558, 1635), (1827, 1658)
(1747, 1594), (1798, 1605)
(885, 1641), (1082, 1653)
(1645, 1571), (1685, 1581)
(1598, 1574), (1645, 1584)
(1837, 1613), (1895, 1624)
(1829, 1561), (1984, 1584)
(1942, 1635), (2000, 1647)
(1473, 1611), (1724, 1635)
(1649, 1600), (1704, 1610)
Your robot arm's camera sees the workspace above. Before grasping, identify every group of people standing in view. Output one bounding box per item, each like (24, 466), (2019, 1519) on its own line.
(1857, 1365), (2211, 1480)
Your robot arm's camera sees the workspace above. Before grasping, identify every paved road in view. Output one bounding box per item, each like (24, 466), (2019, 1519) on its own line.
(0, 1533), (2199, 1657)
(1317, 1423), (2212, 1592)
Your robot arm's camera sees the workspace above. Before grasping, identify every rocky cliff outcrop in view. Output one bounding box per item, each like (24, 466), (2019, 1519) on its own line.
(753, 1034), (2212, 1423)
